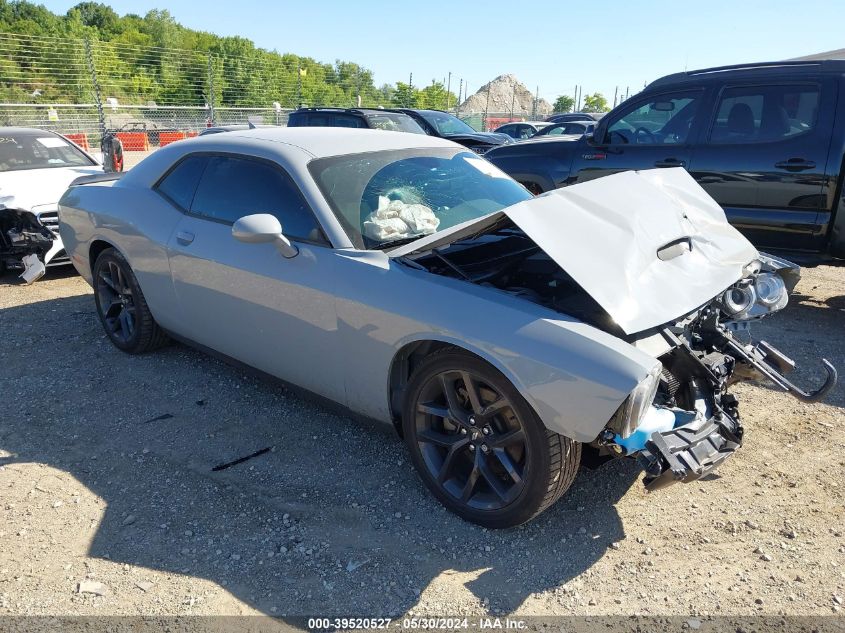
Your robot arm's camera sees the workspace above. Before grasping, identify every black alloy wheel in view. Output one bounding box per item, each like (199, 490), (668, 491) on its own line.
(414, 368), (528, 511)
(403, 349), (580, 528)
(96, 258), (136, 344)
(92, 248), (168, 354)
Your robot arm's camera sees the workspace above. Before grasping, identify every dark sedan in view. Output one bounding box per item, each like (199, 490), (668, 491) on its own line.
(545, 112), (604, 123)
(387, 108), (513, 154)
(532, 121), (596, 138)
(494, 121), (551, 140)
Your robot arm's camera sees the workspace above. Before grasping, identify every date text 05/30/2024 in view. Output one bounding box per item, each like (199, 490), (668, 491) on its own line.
(306, 617), (528, 630)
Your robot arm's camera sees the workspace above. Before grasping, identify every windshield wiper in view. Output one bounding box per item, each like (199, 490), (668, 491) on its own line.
(380, 235), (427, 251)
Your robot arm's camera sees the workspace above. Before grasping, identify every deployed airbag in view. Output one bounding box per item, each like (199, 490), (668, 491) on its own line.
(363, 196), (440, 241)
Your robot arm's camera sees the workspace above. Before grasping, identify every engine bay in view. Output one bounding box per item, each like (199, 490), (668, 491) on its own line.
(403, 222), (623, 335)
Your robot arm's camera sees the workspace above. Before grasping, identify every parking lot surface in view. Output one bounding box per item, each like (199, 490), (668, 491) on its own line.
(0, 264), (843, 620)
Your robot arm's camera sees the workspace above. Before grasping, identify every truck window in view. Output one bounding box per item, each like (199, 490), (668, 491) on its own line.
(603, 91), (702, 146)
(708, 84), (820, 144)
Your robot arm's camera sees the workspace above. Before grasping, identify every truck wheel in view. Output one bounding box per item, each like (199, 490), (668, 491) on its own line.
(402, 349), (580, 528)
(92, 248), (168, 354)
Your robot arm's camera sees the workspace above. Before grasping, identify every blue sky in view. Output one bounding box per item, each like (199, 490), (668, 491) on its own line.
(42, 0), (845, 105)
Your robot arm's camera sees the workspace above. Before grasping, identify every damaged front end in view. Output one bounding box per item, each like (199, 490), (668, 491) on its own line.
(0, 207), (59, 283)
(600, 254), (836, 490)
(395, 168), (837, 492)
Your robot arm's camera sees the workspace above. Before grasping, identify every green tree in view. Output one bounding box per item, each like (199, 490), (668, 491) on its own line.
(0, 0), (390, 110)
(67, 2), (119, 34)
(582, 93), (609, 113)
(553, 95), (575, 113)
(391, 82), (418, 108)
(417, 80), (457, 110)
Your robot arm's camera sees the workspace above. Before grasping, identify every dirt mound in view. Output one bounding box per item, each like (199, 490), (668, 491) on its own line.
(460, 74), (552, 116)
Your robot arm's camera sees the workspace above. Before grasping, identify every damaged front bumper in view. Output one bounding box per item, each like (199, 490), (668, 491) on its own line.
(0, 206), (64, 283)
(606, 328), (836, 492)
(638, 409), (742, 491)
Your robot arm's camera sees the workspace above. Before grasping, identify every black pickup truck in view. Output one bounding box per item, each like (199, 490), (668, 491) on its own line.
(486, 61), (845, 258)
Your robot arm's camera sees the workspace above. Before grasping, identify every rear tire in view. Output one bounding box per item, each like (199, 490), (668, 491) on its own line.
(92, 248), (168, 354)
(402, 348), (580, 528)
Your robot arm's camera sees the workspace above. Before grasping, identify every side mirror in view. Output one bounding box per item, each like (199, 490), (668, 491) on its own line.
(232, 213), (299, 258)
(587, 125), (606, 145)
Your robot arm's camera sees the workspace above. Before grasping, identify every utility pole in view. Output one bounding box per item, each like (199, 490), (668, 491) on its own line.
(483, 85), (491, 131)
(510, 87), (516, 120)
(297, 58), (303, 108)
(613, 86), (618, 108)
(356, 68), (362, 108)
(446, 72), (452, 112)
(625, 86), (630, 100)
(207, 54), (215, 125)
(408, 72), (413, 108)
(457, 78), (462, 114)
(533, 85), (539, 118)
(84, 38), (105, 140)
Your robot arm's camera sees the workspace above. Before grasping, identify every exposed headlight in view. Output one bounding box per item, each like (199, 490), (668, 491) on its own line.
(721, 282), (756, 318)
(754, 272), (787, 309)
(721, 271), (789, 321)
(617, 363), (662, 438)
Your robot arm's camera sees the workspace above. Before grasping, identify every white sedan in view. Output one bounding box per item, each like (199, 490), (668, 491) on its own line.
(0, 127), (106, 282)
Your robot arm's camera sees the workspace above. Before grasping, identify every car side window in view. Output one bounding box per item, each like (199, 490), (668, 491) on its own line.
(604, 91), (702, 145)
(709, 84), (819, 144)
(305, 114), (330, 126)
(497, 125), (516, 138)
(190, 155), (325, 242)
(333, 114), (364, 128)
(155, 154), (209, 210)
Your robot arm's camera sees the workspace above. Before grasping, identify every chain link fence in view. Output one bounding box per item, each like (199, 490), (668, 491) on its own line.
(0, 32), (304, 150)
(2, 32), (541, 156)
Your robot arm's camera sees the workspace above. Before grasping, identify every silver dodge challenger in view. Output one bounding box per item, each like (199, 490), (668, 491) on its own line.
(58, 128), (836, 528)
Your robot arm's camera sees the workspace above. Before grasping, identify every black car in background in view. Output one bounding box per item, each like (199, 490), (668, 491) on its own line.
(545, 112), (604, 123)
(487, 61), (845, 258)
(532, 121), (596, 137)
(494, 121), (551, 140)
(287, 108), (425, 133)
(387, 108), (513, 153)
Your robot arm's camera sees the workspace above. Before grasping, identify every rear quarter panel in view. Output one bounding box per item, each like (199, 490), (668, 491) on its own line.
(59, 181), (183, 331)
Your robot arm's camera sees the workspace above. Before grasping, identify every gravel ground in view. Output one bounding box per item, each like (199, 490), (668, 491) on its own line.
(0, 262), (843, 622)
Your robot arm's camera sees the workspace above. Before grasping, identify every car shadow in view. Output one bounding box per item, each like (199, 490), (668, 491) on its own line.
(0, 293), (639, 620)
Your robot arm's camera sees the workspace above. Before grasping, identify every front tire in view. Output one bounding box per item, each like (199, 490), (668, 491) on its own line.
(92, 248), (168, 354)
(402, 349), (580, 528)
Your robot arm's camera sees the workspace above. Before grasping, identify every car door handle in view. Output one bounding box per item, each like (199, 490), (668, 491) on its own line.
(176, 230), (195, 245)
(775, 158), (816, 171)
(654, 158), (686, 168)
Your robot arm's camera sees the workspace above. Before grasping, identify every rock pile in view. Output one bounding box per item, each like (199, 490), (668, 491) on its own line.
(460, 74), (552, 116)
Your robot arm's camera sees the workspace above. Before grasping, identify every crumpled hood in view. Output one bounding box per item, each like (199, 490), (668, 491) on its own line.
(0, 165), (103, 212)
(392, 168), (759, 335)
